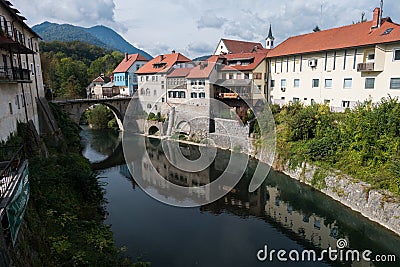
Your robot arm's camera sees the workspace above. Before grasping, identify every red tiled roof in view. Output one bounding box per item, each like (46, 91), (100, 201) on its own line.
(221, 51), (269, 71)
(135, 52), (192, 75)
(268, 18), (400, 57)
(219, 38), (264, 54)
(113, 53), (149, 73)
(187, 62), (217, 79)
(166, 68), (193, 78)
(93, 76), (111, 83)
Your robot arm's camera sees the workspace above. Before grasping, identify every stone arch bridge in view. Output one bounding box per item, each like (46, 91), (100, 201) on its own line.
(52, 97), (132, 130)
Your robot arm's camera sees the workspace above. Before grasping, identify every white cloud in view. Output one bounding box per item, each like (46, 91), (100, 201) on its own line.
(15, 0), (122, 30)
(197, 12), (227, 29)
(186, 42), (214, 57)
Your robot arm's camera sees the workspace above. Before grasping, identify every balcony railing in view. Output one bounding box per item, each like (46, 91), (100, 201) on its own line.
(0, 67), (31, 82)
(0, 146), (25, 202)
(357, 62), (374, 72)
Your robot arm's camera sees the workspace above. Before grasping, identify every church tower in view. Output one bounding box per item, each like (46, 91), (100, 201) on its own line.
(266, 24), (275, 49)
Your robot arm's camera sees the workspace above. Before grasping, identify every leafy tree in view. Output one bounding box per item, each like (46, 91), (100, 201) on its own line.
(86, 105), (115, 129)
(55, 57), (87, 98)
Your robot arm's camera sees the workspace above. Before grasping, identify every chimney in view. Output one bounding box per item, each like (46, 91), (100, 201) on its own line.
(160, 54), (165, 61)
(125, 52), (129, 61)
(172, 50), (176, 54)
(371, 7), (381, 29)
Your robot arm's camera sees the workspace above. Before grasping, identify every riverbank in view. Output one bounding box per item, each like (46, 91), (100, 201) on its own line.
(6, 104), (144, 266)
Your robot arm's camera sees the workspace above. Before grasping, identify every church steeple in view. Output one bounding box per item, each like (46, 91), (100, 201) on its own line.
(266, 24), (275, 49)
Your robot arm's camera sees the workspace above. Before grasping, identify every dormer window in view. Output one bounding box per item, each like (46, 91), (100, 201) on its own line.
(153, 62), (167, 69)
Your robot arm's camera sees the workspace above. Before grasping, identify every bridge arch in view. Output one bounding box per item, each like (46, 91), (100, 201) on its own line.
(148, 125), (160, 135)
(53, 97), (132, 131)
(175, 120), (191, 135)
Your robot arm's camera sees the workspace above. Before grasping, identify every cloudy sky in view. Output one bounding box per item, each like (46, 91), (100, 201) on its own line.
(15, 0), (400, 58)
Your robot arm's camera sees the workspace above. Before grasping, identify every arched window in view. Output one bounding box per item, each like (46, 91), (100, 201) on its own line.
(147, 104), (152, 109)
(146, 88), (150, 96)
(140, 88), (145, 95)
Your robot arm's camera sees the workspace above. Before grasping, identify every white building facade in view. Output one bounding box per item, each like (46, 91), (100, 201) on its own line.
(267, 8), (400, 111)
(0, 0), (44, 141)
(136, 52), (194, 114)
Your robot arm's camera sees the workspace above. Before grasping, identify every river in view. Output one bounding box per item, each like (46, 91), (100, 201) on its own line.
(80, 127), (400, 267)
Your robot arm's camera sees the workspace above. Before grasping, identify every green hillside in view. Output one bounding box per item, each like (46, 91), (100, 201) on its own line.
(33, 22), (152, 59)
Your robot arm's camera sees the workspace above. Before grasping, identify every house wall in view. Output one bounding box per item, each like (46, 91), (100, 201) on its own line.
(115, 61), (148, 96)
(269, 42), (400, 110)
(214, 40), (229, 55)
(138, 73), (166, 114)
(0, 4), (44, 141)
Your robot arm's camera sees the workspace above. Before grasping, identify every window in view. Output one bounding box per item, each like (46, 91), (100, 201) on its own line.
(383, 28), (394, 35)
(9, 103), (12, 114)
(154, 90), (157, 96)
(365, 78), (375, 89)
(281, 79), (287, 88)
(394, 49), (400, 61)
(390, 78), (400, 89)
(293, 97), (300, 103)
(229, 73), (234, 79)
(191, 92), (198, 98)
(254, 72), (262, 79)
(312, 79), (319, 88)
(161, 85), (165, 89)
(146, 76), (149, 81)
(140, 88), (145, 95)
(237, 73), (242, 79)
(244, 73), (250, 79)
(147, 104), (152, 109)
(180, 91), (186, 98)
(325, 79), (333, 88)
(145, 88), (150, 96)
(311, 99), (315, 105)
(30, 63), (34, 75)
(199, 92), (206, 98)
(16, 95), (20, 109)
(368, 54), (375, 60)
(343, 78), (352, 89)
(294, 79), (300, 88)
(191, 80), (195, 86)
(270, 80), (275, 88)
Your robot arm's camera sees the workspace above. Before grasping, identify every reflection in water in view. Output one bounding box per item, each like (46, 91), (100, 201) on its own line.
(80, 126), (121, 163)
(84, 133), (400, 267)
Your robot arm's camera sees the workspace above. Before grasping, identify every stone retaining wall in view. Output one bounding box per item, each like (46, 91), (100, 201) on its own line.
(277, 162), (400, 236)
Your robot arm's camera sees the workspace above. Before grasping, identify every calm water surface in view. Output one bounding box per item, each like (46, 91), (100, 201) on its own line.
(80, 128), (400, 267)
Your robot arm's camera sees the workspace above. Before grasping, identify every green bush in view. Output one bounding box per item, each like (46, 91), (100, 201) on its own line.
(272, 97), (400, 195)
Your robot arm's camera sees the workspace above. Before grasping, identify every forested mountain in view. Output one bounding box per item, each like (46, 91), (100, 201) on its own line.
(33, 21), (152, 59)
